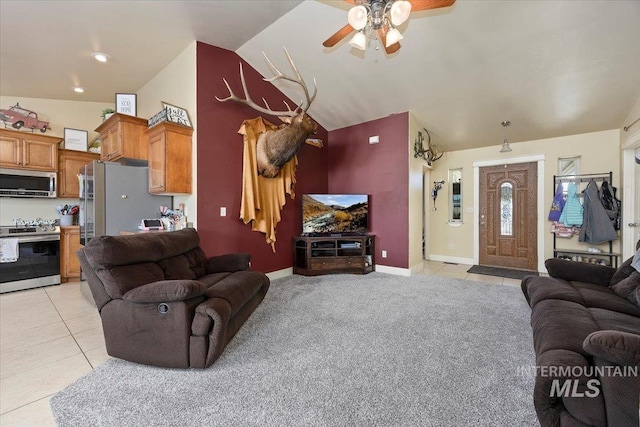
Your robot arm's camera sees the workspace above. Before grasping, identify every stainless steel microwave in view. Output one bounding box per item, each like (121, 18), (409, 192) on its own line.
(0, 168), (57, 198)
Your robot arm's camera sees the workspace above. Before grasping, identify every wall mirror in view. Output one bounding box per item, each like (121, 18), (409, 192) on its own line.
(449, 168), (462, 223)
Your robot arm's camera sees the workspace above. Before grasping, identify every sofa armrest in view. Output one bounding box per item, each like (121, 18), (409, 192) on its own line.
(122, 280), (207, 303)
(206, 253), (251, 273)
(583, 330), (640, 367)
(544, 258), (615, 286)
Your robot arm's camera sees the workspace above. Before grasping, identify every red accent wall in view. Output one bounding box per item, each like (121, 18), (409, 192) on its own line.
(328, 113), (409, 269)
(196, 42), (328, 273)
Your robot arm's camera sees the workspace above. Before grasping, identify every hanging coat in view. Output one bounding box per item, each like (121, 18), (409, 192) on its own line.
(579, 180), (618, 244)
(558, 182), (583, 227)
(600, 180), (622, 230)
(548, 182), (565, 222)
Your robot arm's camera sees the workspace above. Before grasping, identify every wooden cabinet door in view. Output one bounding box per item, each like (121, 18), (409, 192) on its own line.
(101, 126), (122, 161)
(148, 131), (166, 193)
(22, 138), (57, 171)
(61, 226), (81, 282)
(0, 134), (21, 168)
(58, 150), (99, 198)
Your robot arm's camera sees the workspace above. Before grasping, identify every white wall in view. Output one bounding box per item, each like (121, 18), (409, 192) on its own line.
(136, 41), (197, 226)
(0, 96), (112, 225)
(408, 113), (429, 271)
(427, 129), (621, 265)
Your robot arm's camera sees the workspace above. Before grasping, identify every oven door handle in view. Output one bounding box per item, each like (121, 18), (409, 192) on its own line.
(2, 235), (61, 243)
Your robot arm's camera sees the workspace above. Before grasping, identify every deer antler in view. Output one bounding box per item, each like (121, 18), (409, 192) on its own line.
(215, 48), (317, 117)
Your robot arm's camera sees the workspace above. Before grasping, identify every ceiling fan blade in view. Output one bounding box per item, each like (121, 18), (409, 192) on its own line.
(409, 0), (456, 11)
(323, 23), (355, 47)
(378, 28), (401, 54)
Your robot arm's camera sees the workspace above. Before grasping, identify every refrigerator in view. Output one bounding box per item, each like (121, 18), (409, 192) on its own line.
(79, 161), (172, 245)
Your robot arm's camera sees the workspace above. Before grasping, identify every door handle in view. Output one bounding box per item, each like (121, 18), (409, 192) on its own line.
(629, 222), (639, 227)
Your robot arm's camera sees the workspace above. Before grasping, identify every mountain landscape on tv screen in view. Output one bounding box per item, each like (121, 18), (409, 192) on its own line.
(302, 194), (368, 234)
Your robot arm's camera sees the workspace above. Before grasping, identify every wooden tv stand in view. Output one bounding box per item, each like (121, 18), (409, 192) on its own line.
(293, 235), (375, 276)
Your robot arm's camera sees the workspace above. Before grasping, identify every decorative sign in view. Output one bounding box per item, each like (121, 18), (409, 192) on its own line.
(116, 93), (137, 116)
(147, 109), (167, 128)
(162, 101), (192, 128)
(64, 128), (88, 151)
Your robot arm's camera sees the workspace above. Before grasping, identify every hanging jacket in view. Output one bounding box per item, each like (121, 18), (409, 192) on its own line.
(579, 180), (618, 244)
(559, 182), (583, 227)
(548, 182), (565, 222)
(600, 180), (622, 230)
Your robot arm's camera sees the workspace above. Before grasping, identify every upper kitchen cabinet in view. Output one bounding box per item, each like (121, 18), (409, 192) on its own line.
(95, 113), (148, 161)
(0, 128), (61, 171)
(146, 122), (192, 194)
(58, 149), (99, 198)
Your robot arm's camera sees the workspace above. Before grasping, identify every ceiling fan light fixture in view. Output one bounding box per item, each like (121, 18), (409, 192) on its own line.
(349, 31), (367, 50)
(385, 27), (404, 47)
(390, 0), (412, 26)
(348, 5), (369, 30)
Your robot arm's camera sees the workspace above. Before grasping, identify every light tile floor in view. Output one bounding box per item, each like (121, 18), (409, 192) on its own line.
(0, 261), (529, 426)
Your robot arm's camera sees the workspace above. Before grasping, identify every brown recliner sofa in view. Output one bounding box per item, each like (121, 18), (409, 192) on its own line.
(77, 228), (270, 368)
(521, 249), (640, 427)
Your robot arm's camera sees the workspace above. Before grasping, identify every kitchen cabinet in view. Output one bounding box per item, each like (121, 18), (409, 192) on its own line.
(95, 113), (148, 161)
(146, 122), (193, 194)
(0, 128), (60, 171)
(60, 226), (81, 283)
(58, 149), (99, 198)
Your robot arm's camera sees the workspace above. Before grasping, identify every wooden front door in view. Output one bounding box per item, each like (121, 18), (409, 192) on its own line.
(479, 162), (537, 270)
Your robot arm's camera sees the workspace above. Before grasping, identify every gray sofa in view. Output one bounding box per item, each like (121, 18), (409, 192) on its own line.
(521, 250), (640, 426)
(77, 228), (270, 368)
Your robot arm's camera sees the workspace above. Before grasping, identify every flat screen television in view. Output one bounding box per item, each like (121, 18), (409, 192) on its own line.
(302, 194), (369, 235)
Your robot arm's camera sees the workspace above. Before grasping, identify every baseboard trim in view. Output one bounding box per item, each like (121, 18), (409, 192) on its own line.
(375, 264), (411, 276)
(266, 267), (293, 281)
(428, 255), (475, 265)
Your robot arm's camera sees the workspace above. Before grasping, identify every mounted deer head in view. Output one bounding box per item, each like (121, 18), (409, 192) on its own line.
(216, 48), (320, 178)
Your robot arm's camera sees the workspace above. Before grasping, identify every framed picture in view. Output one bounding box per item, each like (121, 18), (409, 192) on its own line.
(162, 101), (192, 128)
(116, 93), (137, 116)
(64, 128), (88, 151)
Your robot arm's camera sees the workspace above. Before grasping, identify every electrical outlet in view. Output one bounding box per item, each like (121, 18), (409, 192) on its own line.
(369, 135), (379, 144)
(448, 243), (454, 249)
(220, 207), (227, 217)
(381, 250), (387, 258)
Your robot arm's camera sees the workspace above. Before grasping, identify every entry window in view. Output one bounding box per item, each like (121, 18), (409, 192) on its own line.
(449, 168), (462, 222)
(558, 157), (580, 193)
(500, 182), (513, 236)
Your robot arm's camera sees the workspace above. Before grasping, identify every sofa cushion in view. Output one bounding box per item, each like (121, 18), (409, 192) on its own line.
(122, 280), (207, 303)
(83, 229), (200, 269)
(97, 263), (165, 299)
(525, 276), (640, 317)
(158, 254), (198, 280)
(531, 299), (600, 356)
(610, 271), (640, 307)
(205, 271), (266, 316)
(198, 272), (232, 287)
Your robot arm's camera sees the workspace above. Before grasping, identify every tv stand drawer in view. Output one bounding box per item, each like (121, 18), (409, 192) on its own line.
(310, 257), (364, 271)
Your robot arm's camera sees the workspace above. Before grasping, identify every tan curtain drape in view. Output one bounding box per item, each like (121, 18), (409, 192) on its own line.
(238, 117), (297, 252)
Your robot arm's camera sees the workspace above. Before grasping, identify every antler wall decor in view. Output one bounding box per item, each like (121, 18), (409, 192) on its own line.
(414, 128), (443, 166)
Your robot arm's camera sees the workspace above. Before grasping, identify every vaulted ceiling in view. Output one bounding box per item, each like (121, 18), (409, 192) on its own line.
(1, 0), (639, 151)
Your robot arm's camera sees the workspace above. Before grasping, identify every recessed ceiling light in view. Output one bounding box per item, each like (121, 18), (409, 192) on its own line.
(91, 52), (110, 63)
(73, 87), (86, 93)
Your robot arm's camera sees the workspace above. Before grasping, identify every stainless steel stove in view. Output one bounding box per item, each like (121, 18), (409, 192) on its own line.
(0, 218), (61, 293)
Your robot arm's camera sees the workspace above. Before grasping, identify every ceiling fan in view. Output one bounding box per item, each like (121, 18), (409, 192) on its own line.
(323, 0), (456, 54)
